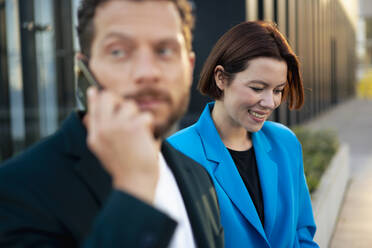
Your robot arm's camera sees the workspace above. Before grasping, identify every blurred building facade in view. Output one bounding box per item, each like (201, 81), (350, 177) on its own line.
(359, 0), (372, 66)
(0, 0), (357, 160)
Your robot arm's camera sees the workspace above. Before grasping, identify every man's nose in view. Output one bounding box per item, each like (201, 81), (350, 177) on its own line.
(132, 48), (161, 84)
(260, 91), (276, 109)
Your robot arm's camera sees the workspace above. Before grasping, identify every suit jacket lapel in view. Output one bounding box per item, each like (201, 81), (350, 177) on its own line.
(195, 103), (267, 240)
(60, 112), (112, 206)
(161, 141), (219, 247)
(252, 130), (278, 238)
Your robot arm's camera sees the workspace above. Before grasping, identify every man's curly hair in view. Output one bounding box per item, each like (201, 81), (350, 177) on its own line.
(77, 0), (195, 57)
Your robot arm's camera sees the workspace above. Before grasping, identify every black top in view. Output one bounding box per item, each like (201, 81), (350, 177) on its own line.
(228, 147), (265, 226)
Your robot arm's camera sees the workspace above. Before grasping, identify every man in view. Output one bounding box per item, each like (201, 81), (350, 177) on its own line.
(0, 0), (223, 247)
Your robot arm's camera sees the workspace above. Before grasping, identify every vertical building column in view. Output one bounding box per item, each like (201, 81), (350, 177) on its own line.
(307, 0), (314, 121)
(325, 0), (332, 108)
(0, 0), (13, 160)
(54, 0), (75, 124)
(330, 0), (338, 104)
(245, 0), (258, 21)
(276, 0), (289, 125)
(319, 0), (325, 111)
(264, 0), (274, 21)
(19, 0), (40, 147)
(296, 0), (310, 124)
(311, 0), (316, 119)
(277, 0), (287, 33)
(287, 0), (298, 126)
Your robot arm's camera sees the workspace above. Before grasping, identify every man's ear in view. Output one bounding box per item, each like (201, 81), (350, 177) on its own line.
(214, 65), (226, 91)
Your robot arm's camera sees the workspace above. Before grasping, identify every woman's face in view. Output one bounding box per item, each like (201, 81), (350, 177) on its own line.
(215, 57), (287, 133)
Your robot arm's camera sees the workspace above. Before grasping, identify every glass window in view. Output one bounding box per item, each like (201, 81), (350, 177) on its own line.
(5, 0), (25, 149)
(34, 0), (58, 137)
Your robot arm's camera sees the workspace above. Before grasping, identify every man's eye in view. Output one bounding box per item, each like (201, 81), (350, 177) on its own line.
(157, 47), (174, 57)
(110, 49), (126, 58)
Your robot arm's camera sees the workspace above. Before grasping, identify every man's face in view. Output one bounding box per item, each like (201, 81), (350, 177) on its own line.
(89, 0), (195, 138)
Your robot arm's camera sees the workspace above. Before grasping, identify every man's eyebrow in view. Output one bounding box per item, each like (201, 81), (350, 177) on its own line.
(99, 33), (182, 48)
(250, 80), (287, 87)
(155, 39), (182, 49)
(157, 38), (181, 45)
(99, 32), (132, 45)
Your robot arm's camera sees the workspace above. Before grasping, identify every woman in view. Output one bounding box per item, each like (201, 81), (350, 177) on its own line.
(167, 21), (318, 247)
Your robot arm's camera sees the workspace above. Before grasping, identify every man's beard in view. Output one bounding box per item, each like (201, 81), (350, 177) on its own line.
(152, 92), (190, 139)
(126, 87), (190, 140)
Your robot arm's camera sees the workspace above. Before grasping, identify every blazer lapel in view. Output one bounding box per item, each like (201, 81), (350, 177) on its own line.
(195, 103), (267, 240)
(73, 154), (112, 205)
(161, 141), (219, 247)
(252, 130), (278, 238)
(61, 112), (112, 206)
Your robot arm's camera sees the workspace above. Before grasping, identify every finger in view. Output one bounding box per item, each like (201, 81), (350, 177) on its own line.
(86, 86), (100, 150)
(87, 86), (98, 132)
(115, 100), (140, 123)
(132, 112), (154, 135)
(99, 91), (116, 114)
(140, 112), (154, 131)
(95, 90), (121, 123)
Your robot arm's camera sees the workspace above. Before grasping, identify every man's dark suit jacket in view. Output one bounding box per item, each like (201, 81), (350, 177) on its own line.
(0, 112), (223, 248)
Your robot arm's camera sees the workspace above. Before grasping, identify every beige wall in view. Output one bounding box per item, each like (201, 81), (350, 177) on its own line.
(338, 0), (359, 29)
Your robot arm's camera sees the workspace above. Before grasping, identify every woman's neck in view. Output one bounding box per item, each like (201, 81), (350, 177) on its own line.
(212, 101), (252, 151)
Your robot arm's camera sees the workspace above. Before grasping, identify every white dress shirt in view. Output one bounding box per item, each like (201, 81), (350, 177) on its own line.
(153, 153), (196, 248)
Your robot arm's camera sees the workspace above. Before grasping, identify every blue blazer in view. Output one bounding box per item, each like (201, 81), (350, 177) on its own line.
(167, 103), (318, 248)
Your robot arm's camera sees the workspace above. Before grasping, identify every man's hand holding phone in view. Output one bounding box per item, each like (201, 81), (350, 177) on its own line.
(76, 59), (103, 111)
(84, 82), (160, 205)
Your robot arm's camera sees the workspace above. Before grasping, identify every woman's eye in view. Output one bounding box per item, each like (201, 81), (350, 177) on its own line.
(250, 87), (264, 92)
(274, 89), (284, 94)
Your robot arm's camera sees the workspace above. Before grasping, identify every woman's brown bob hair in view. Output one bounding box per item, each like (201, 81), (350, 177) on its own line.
(198, 21), (304, 110)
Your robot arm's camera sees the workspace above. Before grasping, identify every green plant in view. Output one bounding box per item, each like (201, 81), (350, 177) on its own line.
(292, 127), (339, 193)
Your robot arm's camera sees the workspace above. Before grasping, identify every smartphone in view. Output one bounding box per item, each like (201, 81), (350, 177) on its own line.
(76, 59), (102, 111)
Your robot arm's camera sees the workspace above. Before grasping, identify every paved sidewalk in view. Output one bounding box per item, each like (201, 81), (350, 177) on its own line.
(303, 98), (372, 248)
